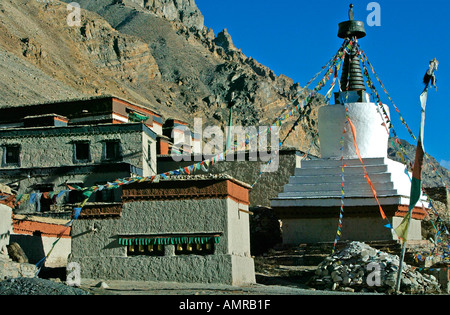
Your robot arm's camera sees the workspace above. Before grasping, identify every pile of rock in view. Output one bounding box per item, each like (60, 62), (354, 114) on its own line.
(309, 241), (442, 294)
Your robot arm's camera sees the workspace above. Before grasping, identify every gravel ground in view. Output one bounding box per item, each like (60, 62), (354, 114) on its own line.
(0, 277), (374, 296)
(0, 277), (91, 295)
(71, 278), (381, 295)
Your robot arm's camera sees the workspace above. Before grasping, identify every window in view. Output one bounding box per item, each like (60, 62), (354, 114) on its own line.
(74, 141), (90, 162)
(119, 234), (220, 257)
(146, 140), (152, 168)
(34, 184), (55, 212)
(147, 140), (151, 162)
(3, 145), (20, 165)
(126, 244), (164, 257)
(103, 140), (121, 161)
(94, 182), (116, 203)
(67, 182), (86, 204)
(175, 242), (215, 256)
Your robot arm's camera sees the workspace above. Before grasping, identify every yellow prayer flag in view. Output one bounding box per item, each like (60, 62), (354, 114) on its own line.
(394, 211), (411, 241)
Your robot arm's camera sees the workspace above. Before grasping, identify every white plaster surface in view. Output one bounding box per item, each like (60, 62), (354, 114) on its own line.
(318, 102), (390, 159)
(0, 204), (12, 254)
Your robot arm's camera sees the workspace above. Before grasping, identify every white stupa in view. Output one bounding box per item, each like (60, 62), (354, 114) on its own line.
(271, 8), (428, 244)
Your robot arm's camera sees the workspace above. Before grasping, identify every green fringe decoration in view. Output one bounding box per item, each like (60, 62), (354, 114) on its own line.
(118, 235), (220, 246)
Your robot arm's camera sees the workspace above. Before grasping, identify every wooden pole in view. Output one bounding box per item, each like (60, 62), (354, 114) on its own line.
(395, 209), (413, 293)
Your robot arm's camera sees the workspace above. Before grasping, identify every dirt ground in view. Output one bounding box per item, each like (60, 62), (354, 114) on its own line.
(77, 277), (365, 295)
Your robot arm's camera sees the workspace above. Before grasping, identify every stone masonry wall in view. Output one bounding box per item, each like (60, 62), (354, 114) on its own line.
(0, 127), (145, 170)
(70, 197), (255, 284)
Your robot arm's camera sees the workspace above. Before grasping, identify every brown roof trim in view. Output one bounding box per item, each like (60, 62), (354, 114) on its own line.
(122, 177), (250, 205)
(273, 204), (428, 220)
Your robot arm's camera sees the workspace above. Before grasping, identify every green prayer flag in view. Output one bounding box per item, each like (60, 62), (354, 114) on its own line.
(82, 189), (94, 198)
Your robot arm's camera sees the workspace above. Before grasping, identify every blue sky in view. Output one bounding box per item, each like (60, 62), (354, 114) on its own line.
(196, 0), (450, 169)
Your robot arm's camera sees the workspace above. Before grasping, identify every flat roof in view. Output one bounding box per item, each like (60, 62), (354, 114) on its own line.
(0, 95), (162, 116)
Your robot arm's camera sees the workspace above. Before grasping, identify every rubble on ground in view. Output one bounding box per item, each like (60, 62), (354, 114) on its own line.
(0, 277), (90, 295)
(0, 249), (37, 280)
(309, 241), (442, 294)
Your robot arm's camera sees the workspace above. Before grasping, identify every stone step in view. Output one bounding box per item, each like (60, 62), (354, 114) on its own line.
(294, 164), (389, 176)
(283, 180), (395, 193)
(259, 255), (306, 266)
(288, 172), (392, 185)
(277, 188), (399, 198)
(300, 157), (388, 169)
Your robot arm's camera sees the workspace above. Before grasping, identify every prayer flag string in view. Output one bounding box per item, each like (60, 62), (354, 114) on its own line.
(331, 107), (348, 255)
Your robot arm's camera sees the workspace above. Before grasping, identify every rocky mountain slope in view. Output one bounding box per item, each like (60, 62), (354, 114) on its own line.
(0, 0), (315, 151)
(388, 139), (450, 189)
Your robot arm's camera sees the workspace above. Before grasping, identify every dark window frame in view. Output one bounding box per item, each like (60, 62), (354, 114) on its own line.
(33, 184), (55, 212)
(127, 244), (164, 257)
(67, 182), (86, 204)
(2, 144), (20, 166)
(174, 242), (215, 256)
(102, 140), (122, 161)
(94, 182), (117, 203)
(73, 141), (91, 163)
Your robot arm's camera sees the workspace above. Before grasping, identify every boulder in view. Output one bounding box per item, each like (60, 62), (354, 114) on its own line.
(7, 242), (28, 264)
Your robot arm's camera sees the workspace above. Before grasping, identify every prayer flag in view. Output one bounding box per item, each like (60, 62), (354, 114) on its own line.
(73, 207), (82, 220)
(395, 88), (428, 241)
(347, 118), (388, 221)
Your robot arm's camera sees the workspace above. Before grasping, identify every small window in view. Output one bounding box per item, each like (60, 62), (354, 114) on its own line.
(104, 141), (121, 161)
(127, 244), (164, 257)
(34, 184), (55, 212)
(146, 140), (152, 166)
(67, 182), (86, 204)
(4, 145), (20, 165)
(147, 140), (151, 161)
(175, 242), (215, 256)
(94, 182), (116, 203)
(74, 142), (90, 162)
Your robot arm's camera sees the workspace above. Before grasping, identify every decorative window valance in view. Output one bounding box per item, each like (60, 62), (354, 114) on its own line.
(118, 234), (221, 246)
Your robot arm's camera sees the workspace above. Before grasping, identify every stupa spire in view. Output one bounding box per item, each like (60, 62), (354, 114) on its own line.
(338, 4), (366, 93)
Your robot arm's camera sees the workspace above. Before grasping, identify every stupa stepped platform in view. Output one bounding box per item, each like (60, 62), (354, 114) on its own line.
(271, 157), (427, 210)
